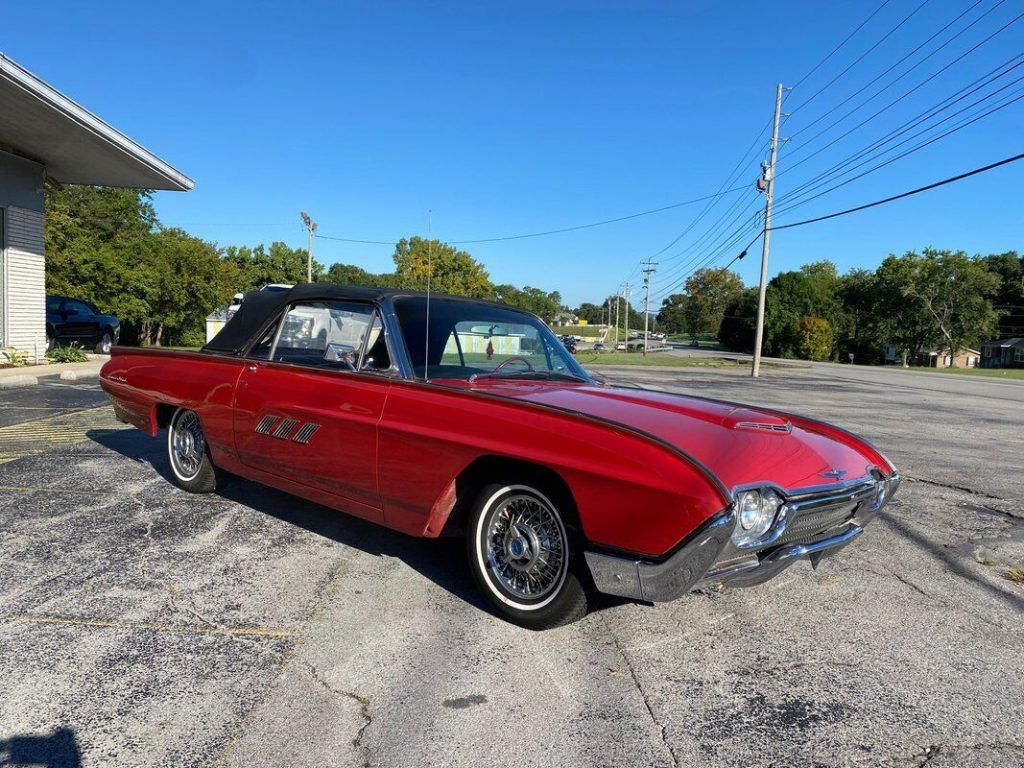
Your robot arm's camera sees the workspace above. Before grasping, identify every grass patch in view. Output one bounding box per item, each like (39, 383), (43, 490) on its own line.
(1005, 566), (1024, 584)
(552, 325), (605, 338)
(579, 352), (759, 368)
(897, 366), (1024, 380)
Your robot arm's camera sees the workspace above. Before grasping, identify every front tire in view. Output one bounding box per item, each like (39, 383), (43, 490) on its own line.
(467, 483), (589, 629)
(167, 408), (222, 493)
(95, 330), (113, 354)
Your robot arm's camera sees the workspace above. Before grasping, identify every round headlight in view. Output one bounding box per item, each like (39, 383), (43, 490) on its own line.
(738, 490), (762, 530)
(732, 487), (783, 546)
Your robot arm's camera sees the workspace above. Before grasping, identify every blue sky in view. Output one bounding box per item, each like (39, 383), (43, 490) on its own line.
(3, 0), (1021, 308)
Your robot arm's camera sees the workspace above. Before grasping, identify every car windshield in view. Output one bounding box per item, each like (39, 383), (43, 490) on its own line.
(394, 297), (591, 382)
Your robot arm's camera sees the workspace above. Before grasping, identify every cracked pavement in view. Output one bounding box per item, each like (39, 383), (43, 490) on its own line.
(0, 367), (1022, 767)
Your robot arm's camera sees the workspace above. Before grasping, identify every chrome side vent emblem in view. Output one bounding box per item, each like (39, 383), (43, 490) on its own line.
(292, 423), (321, 444)
(255, 415), (278, 434)
(272, 418), (299, 439)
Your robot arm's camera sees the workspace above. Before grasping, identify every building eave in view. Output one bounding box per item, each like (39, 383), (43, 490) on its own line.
(0, 52), (193, 191)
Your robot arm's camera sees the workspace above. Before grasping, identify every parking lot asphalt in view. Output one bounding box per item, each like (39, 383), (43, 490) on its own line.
(1, 368), (1022, 768)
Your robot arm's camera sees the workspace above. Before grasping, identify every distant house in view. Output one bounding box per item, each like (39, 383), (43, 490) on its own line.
(923, 346), (980, 368)
(980, 338), (1024, 369)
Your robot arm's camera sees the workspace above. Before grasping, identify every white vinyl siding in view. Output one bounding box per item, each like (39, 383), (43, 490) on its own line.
(3, 205), (45, 355)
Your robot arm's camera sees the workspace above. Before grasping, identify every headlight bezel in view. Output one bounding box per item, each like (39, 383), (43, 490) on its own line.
(731, 486), (786, 548)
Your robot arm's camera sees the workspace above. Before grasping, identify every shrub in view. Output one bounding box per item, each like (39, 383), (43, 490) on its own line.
(1, 347), (30, 366)
(46, 344), (89, 363)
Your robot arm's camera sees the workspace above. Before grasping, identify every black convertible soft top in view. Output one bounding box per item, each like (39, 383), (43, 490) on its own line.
(202, 283), (516, 355)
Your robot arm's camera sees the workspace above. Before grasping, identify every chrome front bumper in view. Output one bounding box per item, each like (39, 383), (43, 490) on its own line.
(585, 473), (898, 603)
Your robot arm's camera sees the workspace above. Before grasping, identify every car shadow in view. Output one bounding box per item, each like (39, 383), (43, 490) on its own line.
(0, 727), (82, 768)
(86, 428), (508, 615)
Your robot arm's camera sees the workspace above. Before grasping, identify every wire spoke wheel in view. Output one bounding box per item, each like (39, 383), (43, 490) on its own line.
(170, 410), (206, 480)
(483, 492), (568, 604)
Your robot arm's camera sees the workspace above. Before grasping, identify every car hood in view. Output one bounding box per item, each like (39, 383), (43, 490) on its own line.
(463, 380), (882, 493)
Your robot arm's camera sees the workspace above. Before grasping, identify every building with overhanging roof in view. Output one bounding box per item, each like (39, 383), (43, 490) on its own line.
(0, 52), (192, 355)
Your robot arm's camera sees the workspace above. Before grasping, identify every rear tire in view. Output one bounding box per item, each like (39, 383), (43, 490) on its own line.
(167, 408), (223, 493)
(467, 482), (589, 629)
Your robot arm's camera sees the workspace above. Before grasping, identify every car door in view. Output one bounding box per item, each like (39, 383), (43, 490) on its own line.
(232, 300), (394, 522)
(57, 299), (96, 344)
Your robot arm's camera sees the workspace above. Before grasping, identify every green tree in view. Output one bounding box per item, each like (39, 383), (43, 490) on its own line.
(983, 250), (1023, 335)
(146, 228), (239, 346)
(797, 316), (833, 361)
(45, 186), (158, 332)
(656, 294), (688, 335)
(493, 284), (563, 321)
(901, 249), (1000, 366)
(392, 237), (493, 297)
(837, 269), (880, 363)
(719, 287), (759, 352)
(763, 261), (844, 359)
(323, 262), (398, 288)
(682, 268), (744, 338)
(223, 242), (324, 291)
(574, 301), (609, 325)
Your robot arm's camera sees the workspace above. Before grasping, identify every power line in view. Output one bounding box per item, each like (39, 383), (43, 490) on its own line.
(776, 52), (1024, 205)
(773, 83), (1024, 218)
(770, 150), (1024, 231)
(313, 184), (749, 246)
(784, 0), (1002, 143)
(784, 0), (935, 119)
(789, 0), (895, 90)
(781, 7), (1024, 171)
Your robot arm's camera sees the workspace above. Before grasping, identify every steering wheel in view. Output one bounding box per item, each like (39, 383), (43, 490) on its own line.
(491, 356), (534, 374)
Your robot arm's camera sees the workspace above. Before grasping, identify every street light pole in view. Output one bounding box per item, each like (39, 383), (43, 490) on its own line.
(300, 211), (317, 283)
(623, 282), (633, 351)
(751, 83), (784, 378)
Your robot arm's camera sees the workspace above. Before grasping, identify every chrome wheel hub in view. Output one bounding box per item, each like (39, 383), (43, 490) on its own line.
(171, 411), (205, 478)
(485, 493), (567, 601)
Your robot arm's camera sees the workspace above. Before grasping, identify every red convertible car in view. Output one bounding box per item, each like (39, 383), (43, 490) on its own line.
(100, 284), (900, 629)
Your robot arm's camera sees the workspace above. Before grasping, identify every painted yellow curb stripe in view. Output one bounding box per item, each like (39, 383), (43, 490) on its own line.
(0, 405), (130, 465)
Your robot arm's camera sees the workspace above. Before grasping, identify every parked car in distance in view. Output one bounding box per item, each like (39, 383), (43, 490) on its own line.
(46, 295), (120, 353)
(615, 341), (627, 351)
(99, 284), (900, 629)
(592, 342), (606, 353)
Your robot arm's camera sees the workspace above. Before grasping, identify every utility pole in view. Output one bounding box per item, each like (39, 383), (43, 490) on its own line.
(622, 283), (633, 351)
(300, 211), (317, 283)
(614, 289), (621, 347)
(751, 83), (784, 378)
(641, 259), (658, 356)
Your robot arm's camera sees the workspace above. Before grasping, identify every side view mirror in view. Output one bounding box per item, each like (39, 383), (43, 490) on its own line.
(323, 342), (357, 370)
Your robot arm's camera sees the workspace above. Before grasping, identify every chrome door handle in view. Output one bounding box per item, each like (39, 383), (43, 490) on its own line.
(246, 364), (257, 372)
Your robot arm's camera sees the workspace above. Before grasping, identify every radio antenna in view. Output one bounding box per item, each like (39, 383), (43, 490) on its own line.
(423, 210), (433, 382)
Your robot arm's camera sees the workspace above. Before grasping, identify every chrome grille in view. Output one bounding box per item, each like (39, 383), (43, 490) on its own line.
(255, 415), (278, 434)
(292, 422), (321, 444)
(775, 504), (857, 546)
(272, 418), (299, 439)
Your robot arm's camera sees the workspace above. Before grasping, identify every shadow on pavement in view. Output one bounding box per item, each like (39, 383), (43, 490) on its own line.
(0, 727), (82, 768)
(880, 510), (1024, 614)
(86, 428), (499, 615)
